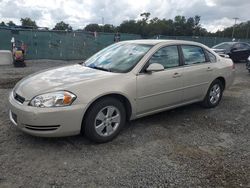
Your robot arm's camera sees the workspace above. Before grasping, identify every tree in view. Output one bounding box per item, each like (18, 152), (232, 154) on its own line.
(186, 17), (195, 35)
(83, 13), (215, 38)
(53, 21), (72, 31)
(140, 12), (151, 23)
(84, 24), (101, 32)
(174, 15), (186, 36)
(7, 21), (16, 27)
(119, 20), (140, 34)
(20, 17), (37, 29)
(215, 20), (250, 39)
(84, 24), (116, 33)
(193, 15), (201, 36)
(103, 24), (116, 33)
(0, 21), (6, 26)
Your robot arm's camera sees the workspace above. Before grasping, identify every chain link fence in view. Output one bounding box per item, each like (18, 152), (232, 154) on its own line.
(0, 27), (250, 60)
(0, 28), (141, 60)
(154, 35), (250, 47)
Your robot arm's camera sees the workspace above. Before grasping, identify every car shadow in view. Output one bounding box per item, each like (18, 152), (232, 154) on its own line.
(14, 102), (207, 148)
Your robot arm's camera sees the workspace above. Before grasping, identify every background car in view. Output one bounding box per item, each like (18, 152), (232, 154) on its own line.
(212, 42), (250, 62)
(246, 56), (250, 72)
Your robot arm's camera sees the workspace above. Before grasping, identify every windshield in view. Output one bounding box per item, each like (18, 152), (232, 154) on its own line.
(212, 42), (233, 50)
(84, 42), (152, 73)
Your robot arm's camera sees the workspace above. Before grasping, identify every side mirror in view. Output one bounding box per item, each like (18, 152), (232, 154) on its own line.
(219, 54), (230, 58)
(146, 63), (164, 72)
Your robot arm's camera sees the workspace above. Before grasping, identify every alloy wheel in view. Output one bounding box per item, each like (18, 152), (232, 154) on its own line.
(209, 84), (221, 104)
(94, 106), (121, 137)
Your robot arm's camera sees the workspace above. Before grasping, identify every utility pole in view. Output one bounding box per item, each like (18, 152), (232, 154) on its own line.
(102, 17), (104, 25)
(102, 17), (104, 32)
(232, 17), (239, 39)
(246, 27), (249, 39)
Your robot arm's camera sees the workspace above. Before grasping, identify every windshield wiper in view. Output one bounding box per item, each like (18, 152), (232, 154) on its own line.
(78, 61), (86, 66)
(90, 66), (111, 72)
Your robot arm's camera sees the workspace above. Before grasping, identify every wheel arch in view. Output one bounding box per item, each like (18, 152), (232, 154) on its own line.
(81, 92), (133, 131)
(215, 76), (226, 90)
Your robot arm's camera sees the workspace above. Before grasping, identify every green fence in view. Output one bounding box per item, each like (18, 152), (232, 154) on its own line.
(0, 27), (250, 60)
(154, 35), (250, 47)
(0, 28), (141, 60)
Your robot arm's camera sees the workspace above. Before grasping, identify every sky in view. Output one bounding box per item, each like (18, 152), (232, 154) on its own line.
(0, 0), (249, 32)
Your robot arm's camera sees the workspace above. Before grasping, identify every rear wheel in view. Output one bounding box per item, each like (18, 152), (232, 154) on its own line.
(83, 97), (126, 143)
(202, 79), (223, 108)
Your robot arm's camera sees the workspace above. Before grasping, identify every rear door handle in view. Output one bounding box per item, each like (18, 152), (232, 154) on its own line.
(207, 67), (213, 71)
(173, 72), (182, 78)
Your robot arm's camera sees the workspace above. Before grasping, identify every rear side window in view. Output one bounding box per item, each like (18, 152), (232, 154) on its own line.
(206, 50), (217, 63)
(182, 45), (206, 65)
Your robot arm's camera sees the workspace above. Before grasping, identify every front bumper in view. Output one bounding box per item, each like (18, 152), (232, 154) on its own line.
(8, 91), (87, 137)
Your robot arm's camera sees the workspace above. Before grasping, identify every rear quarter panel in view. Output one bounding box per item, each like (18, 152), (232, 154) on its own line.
(214, 57), (235, 89)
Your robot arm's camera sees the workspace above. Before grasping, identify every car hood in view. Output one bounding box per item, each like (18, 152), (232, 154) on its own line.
(14, 64), (114, 100)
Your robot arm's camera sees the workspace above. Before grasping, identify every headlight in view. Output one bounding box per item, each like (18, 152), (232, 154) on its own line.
(29, 91), (76, 108)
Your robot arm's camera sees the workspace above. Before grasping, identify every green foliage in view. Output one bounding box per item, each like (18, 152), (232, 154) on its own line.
(84, 24), (116, 33)
(117, 13), (206, 37)
(20, 17), (37, 29)
(53, 21), (72, 31)
(215, 21), (250, 39)
(84, 24), (100, 32)
(83, 13), (250, 39)
(7, 21), (16, 27)
(140, 12), (151, 23)
(0, 21), (6, 26)
(84, 13), (207, 38)
(102, 24), (116, 33)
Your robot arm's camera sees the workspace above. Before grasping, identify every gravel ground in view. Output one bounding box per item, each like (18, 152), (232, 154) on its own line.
(0, 60), (249, 188)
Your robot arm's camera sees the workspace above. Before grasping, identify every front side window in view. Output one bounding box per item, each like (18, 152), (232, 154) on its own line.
(149, 45), (179, 69)
(182, 45), (206, 65)
(84, 43), (152, 73)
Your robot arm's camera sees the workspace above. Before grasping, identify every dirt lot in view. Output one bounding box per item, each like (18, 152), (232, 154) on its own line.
(0, 60), (249, 187)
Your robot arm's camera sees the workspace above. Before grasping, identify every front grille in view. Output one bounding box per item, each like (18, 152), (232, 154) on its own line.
(14, 93), (25, 104)
(24, 124), (60, 131)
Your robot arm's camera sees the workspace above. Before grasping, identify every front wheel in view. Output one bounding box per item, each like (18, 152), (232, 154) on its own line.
(83, 97), (126, 143)
(201, 79), (223, 108)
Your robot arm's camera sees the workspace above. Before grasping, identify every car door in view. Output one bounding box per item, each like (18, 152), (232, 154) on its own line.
(180, 45), (215, 102)
(231, 43), (250, 61)
(136, 45), (184, 115)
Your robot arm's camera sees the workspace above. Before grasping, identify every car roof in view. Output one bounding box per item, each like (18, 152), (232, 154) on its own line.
(122, 39), (206, 46)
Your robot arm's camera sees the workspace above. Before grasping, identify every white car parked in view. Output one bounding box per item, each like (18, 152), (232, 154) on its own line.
(9, 40), (235, 142)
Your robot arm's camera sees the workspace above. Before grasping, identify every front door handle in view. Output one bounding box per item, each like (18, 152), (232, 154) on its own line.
(173, 72), (182, 78)
(207, 67), (213, 71)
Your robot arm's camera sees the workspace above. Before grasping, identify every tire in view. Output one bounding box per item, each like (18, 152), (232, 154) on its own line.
(232, 58), (238, 63)
(83, 97), (126, 143)
(201, 79), (224, 108)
